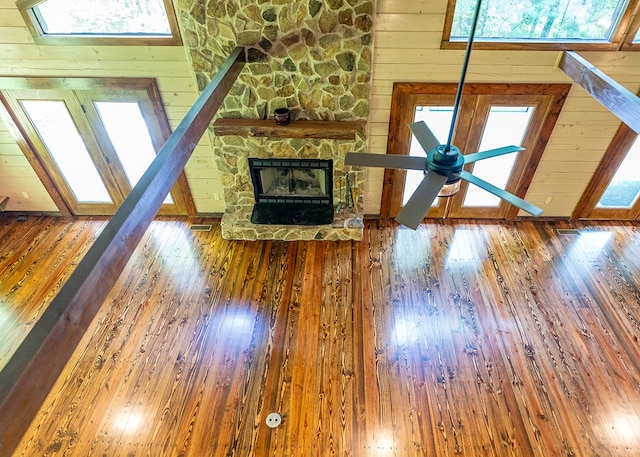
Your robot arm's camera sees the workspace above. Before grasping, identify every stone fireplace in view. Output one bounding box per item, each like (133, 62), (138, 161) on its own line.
(248, 158), (334, 225)
(177, 0), (372, 240)
(216, 134), (364, 240)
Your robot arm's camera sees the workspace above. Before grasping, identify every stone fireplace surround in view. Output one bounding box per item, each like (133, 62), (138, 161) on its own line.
(177, 0), (373, 240)
(217, 133), (364, 241)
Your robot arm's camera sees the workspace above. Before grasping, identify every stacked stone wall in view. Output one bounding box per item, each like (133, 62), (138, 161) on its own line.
(177, 0), (372, 239)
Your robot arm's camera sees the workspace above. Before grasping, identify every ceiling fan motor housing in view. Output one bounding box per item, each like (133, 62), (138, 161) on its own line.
(427, 145), (464, 184)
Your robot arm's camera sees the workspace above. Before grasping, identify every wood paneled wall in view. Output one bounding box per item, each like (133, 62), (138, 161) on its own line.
(2, 215), (640, 455)
(367, 0), (640, 217)
(0, 0), (225, 214)
(3, 0), (640, 217)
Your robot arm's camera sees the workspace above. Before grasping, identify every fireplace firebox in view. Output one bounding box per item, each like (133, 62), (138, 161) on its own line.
(248, 158), (334, 225)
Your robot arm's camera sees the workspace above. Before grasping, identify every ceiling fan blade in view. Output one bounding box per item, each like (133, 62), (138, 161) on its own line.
(409, 121), (441, 154)
(395, 170), (449, 229)
(344, 152), (426, 170)
(459, 170), (543, 216)
(464, 145), (525, 164)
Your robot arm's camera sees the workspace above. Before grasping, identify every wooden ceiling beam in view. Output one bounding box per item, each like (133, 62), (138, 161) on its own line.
(0, 47), (246, 455)
(559, 50), (640, 134)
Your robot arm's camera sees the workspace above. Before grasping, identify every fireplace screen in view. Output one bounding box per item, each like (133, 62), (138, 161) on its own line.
(260, 167), (326, 197)
(248, 158), (334, 225)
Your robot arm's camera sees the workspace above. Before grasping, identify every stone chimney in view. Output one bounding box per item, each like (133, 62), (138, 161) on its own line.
(178, 0), (372, 240)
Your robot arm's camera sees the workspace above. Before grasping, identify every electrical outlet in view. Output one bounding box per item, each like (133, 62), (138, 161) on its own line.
(213, 193), (221, 200)
(266, 412), (282, 428)
(544, 197), (552, 204)
(22, 191), (30, 199)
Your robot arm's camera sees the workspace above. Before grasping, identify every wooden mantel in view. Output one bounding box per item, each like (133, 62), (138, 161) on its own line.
(212, 118), (366, 140)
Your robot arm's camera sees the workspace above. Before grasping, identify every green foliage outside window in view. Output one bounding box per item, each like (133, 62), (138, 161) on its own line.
(451, 0), (628, 42)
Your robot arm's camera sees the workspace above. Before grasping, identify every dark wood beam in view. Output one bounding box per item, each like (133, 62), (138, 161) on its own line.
(559, 50), (640, 134)
(0, 46), (246, 454)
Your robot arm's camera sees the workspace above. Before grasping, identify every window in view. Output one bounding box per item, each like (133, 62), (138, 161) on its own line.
(93, 101), (173, 204)
(382, 83), (571, 220)
(16, 0), (182, 45)
(20, 99), (113, 204)
(462, 107), (534, 207)
(597, 137), (640, 209)
(443, 0), (639, 50)
(573, 123), (640, 220)
(0, 78), (194, 216)
(403, 106), (454, 207)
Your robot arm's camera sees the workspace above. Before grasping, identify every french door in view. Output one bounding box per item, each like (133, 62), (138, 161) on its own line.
(0, 78), (194, 216)
(573, 123), (640, 220)
(383, 83), (570, 220)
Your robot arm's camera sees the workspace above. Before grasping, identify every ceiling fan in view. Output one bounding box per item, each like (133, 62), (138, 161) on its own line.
(345, 0), (543, 230)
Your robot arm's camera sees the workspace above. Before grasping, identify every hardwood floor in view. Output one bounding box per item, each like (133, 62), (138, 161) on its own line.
(2, 215), (640, 456)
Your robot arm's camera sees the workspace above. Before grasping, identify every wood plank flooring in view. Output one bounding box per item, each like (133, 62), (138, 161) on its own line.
(2, 215), (640, 456)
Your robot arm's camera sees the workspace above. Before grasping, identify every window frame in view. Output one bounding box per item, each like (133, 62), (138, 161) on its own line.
(621, 10), (640, 50)
(16, 0), (182, 46)
(441, 0), (640, 51)
(0, 77), (195, 216)
(572, 122), (640, 220)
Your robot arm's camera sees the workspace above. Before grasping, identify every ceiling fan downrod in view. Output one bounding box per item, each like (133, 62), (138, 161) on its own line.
(445, 0), (484, 152)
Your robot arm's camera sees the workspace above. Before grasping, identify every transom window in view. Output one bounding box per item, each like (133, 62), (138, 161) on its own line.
(17, 0), (182, 45)
(443, 0), (640, 50)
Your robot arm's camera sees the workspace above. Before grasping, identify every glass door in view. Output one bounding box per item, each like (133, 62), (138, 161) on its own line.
(14, 90), (122, 215)
(383, 83), (570, 222)
(79, 96), (175, 206)
(596, 137), (640, 210)
(1, 81), (193, 216)
(447, 96), (542, 219)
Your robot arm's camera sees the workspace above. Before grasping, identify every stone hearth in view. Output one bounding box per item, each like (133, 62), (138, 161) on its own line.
(178, 0), (372, 240)
(221, 205), (363, 240)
